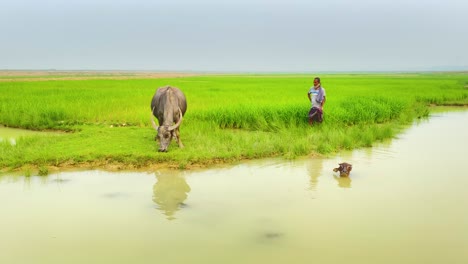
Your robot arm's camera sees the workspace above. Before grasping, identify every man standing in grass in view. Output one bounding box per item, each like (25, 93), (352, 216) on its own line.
(307, 77), (326, 125)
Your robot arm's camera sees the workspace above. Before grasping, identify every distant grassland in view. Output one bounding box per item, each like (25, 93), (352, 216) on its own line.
(1, 73), (467, 171)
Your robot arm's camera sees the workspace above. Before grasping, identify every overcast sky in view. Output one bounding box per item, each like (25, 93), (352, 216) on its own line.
(1, 0), (467, 72)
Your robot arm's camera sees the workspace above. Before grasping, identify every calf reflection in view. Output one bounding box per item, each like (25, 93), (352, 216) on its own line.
(333, 175), (352, 188)
(153, 174), (191, 220)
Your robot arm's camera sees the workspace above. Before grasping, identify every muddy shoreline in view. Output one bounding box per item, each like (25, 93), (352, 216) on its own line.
(0, 154), (298, 175)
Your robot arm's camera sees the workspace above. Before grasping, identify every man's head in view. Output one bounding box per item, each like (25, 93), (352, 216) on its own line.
(313, 77), (321, 86)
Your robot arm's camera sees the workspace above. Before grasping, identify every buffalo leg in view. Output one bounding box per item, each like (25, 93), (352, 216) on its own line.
(174, 129), (184, 148)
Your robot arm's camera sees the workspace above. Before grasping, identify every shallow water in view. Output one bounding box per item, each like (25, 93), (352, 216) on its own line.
(1, 110), (468, 264)
(0, 125), (57, 145)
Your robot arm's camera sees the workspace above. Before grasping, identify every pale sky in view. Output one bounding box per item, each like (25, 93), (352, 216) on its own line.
(1, 0), (467, 72)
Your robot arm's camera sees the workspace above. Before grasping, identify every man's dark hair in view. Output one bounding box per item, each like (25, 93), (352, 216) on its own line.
(314, 77), (321, 83)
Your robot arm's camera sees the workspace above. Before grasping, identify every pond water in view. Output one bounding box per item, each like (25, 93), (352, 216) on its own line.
(1, 110), (468, 264)
(0, 125), (58, 145)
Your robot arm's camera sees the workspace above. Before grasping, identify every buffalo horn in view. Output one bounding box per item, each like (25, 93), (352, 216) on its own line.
(168, 108), (183, 131)
(151, 107), (159, 131)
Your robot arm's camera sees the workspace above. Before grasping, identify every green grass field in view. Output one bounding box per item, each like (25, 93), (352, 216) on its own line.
(1, 72), (467, 172)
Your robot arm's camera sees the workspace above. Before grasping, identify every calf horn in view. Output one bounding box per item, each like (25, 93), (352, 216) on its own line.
(168, 108), (183, 131)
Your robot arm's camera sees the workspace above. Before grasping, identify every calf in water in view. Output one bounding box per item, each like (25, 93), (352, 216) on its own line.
(333, 162), (353, 177)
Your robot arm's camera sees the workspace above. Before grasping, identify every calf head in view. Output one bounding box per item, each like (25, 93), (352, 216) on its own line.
(334, 163), (352, 177)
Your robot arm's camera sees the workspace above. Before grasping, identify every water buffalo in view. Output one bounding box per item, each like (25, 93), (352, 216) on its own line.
(150, 86), (187, 152)
(333, 162), (353, 177)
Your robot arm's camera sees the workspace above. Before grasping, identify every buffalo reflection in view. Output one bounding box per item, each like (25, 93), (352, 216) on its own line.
(152, 173), (191, 220)
(333, 175), (352, 188)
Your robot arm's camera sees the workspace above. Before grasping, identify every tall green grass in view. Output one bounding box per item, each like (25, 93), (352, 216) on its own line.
(0, 73), (467, 170)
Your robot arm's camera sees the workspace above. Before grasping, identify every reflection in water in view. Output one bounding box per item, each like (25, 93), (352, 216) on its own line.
(306, 158), (324, 191)
(21, 176), (48, 188)
(102, 192), (128, 199)
(152, 173), (191, 220)
(333, 175), (352, 188)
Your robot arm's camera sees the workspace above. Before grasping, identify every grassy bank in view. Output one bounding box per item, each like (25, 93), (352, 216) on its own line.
(1, 72), (467, 172)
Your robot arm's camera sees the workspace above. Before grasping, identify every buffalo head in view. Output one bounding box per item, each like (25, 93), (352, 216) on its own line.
(333, 162), (353, 177)
(151, 108), (183, 152)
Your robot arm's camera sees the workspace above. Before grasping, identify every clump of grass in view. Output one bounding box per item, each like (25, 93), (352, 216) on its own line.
(178, 161), (187, 170)
(38, 166), (49, 176)
(23, 166), (32, 177)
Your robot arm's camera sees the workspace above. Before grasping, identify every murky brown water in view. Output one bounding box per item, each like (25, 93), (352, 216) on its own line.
(1, 110), (468, 264)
